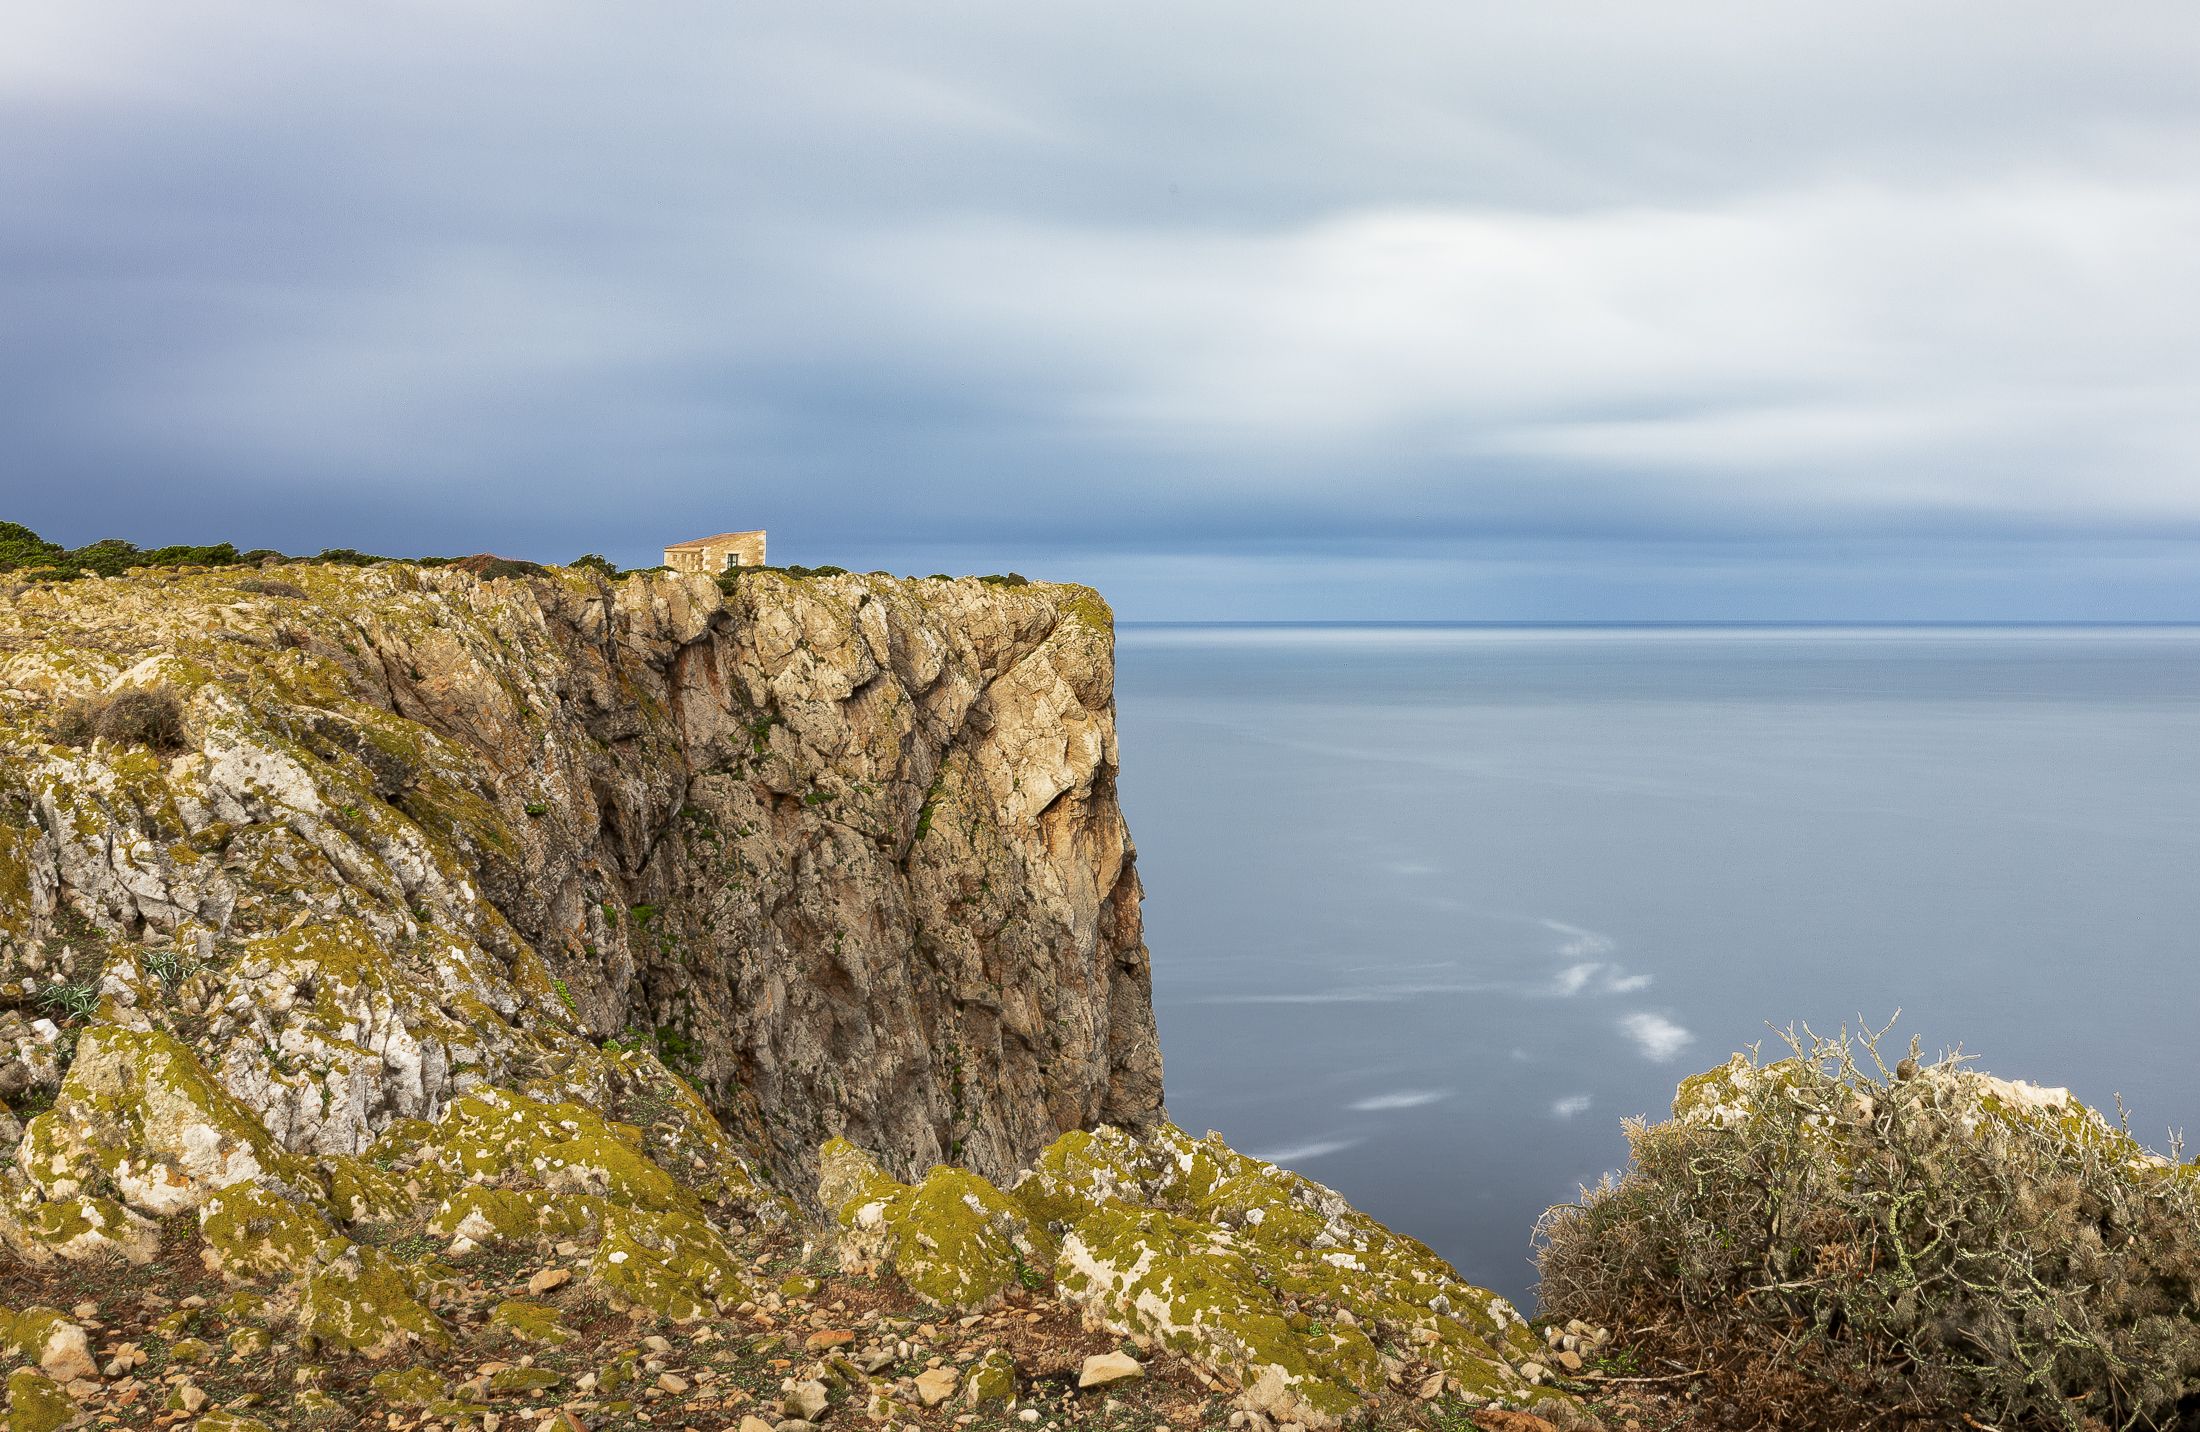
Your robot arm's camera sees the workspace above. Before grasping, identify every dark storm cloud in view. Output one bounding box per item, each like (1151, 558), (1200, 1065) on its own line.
(4, 2), (2199, 615)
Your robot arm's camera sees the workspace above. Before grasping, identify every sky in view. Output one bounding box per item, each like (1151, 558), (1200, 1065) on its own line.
(5, 3), (2200, 619)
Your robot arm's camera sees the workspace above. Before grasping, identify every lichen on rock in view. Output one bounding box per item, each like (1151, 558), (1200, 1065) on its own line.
(823, 1121), (1567, 1428)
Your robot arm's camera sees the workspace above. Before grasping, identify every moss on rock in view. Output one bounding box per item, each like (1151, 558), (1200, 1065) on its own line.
(823, 1123), (1565, 1427)
(4, 1368), (81, 1432)
(820, 1138), (1054, 1311)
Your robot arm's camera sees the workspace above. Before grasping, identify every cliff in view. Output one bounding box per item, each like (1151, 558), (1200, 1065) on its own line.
(0, 564), (1160, 1194)
(0, 560), (1577, 1430)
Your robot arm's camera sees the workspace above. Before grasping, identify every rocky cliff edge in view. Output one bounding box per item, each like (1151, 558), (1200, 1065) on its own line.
(0, 561), (1577, 1429)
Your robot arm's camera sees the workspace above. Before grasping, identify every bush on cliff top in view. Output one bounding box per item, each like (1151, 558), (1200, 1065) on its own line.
(1535, 1023), (2200, 1431)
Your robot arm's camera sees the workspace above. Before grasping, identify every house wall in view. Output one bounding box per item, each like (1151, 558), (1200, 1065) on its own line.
(664, 531), (766, 573)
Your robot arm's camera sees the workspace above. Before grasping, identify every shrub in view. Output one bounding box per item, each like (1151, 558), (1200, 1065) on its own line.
(978, 572), (1029, 586)
(233, 577), (306, 598)
(53, 688), (189, 753)
(96, 689), (188, 751)
(49, 700), (98, 747)
(0, 522), (265, 576)
(142, 541), (242, 567)
(1534, 1024), (2200, 1430)
(569, 553), (618, 577)
(0, 521), (64, 571)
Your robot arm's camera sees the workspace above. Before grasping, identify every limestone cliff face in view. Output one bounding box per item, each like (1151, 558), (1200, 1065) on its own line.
(0, 563), (1162, 1196)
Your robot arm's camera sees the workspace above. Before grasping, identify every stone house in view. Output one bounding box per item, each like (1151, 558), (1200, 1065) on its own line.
(662, 530), (767, 575)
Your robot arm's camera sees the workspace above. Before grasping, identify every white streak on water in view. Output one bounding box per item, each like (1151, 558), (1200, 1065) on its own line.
(1250, 1136), (1362, 1165)
(1619, 1011), (1696, 1061)
(1348, 1089), (1452, 1112)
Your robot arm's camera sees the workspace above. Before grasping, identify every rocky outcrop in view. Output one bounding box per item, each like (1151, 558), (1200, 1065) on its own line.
(0, 563), (1160, 1201)
(824, 1124), (1575, 1428)
(0, 558), (1578, 1427)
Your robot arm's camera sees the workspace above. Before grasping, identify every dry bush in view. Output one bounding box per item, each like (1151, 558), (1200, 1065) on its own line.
(233, 576), (306, 598)
(1536, 1023), (2200, 1431)
(51, 688), (189, 753)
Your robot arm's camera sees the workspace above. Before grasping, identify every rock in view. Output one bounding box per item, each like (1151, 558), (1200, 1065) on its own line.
(31, 1320), (97, 1382)
(1474, 1414), (1564, 1432)
(804, 1328), (854, 1351)
(369, 1365), (452, 1407)
(489, 1367), (562, 1395)
(657, 1372), (688, 1394)
(1077, 1351), (1144, 1388)
(175, 1384), (210, 1413)
(197, 1414), (275, 1432)
(527, 1267), (572, 1296)
(964, 1348), (1016, 1405)
(0, 567), (1157, 1215)
(820, 1143), (1053, 1310)
(915, 1366), (960, 1406)
(739, 1420), (777, 1432)
(785, 1380), (830, 1420)
(489, 1299), (574, 1345)
(6, 1369), (80, 1432)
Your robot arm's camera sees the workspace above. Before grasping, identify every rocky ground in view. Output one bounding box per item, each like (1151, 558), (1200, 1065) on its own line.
(1, 1217), (1693, 1431)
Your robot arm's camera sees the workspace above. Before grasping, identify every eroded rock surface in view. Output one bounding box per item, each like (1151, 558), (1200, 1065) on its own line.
(0, 563), (1160, 1206)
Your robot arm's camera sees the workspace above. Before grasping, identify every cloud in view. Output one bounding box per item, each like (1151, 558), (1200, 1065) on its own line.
(1551, 1094), (1594, 1119)
(851, 182), (2200, 532)
(1618, 1012), (1697, 1062)
(3, 3), (2198, 615)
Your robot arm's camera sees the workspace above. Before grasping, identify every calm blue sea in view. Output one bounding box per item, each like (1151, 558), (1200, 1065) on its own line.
(1113, 624), (2200, 1307)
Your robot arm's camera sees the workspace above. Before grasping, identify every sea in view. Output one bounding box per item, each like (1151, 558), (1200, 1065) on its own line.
(1111, 624), (2200, 1308)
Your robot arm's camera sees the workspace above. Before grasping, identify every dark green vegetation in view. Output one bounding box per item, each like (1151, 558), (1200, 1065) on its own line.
(1535, 1025), (2200, 1431)
(0, 521), (282, 580)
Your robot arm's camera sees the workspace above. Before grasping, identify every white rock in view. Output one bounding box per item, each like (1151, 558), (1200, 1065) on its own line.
(1076, 1351), (1144, 1389)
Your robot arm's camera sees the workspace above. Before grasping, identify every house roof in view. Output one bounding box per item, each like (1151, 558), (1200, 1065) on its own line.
(663, 530), (766, 550)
